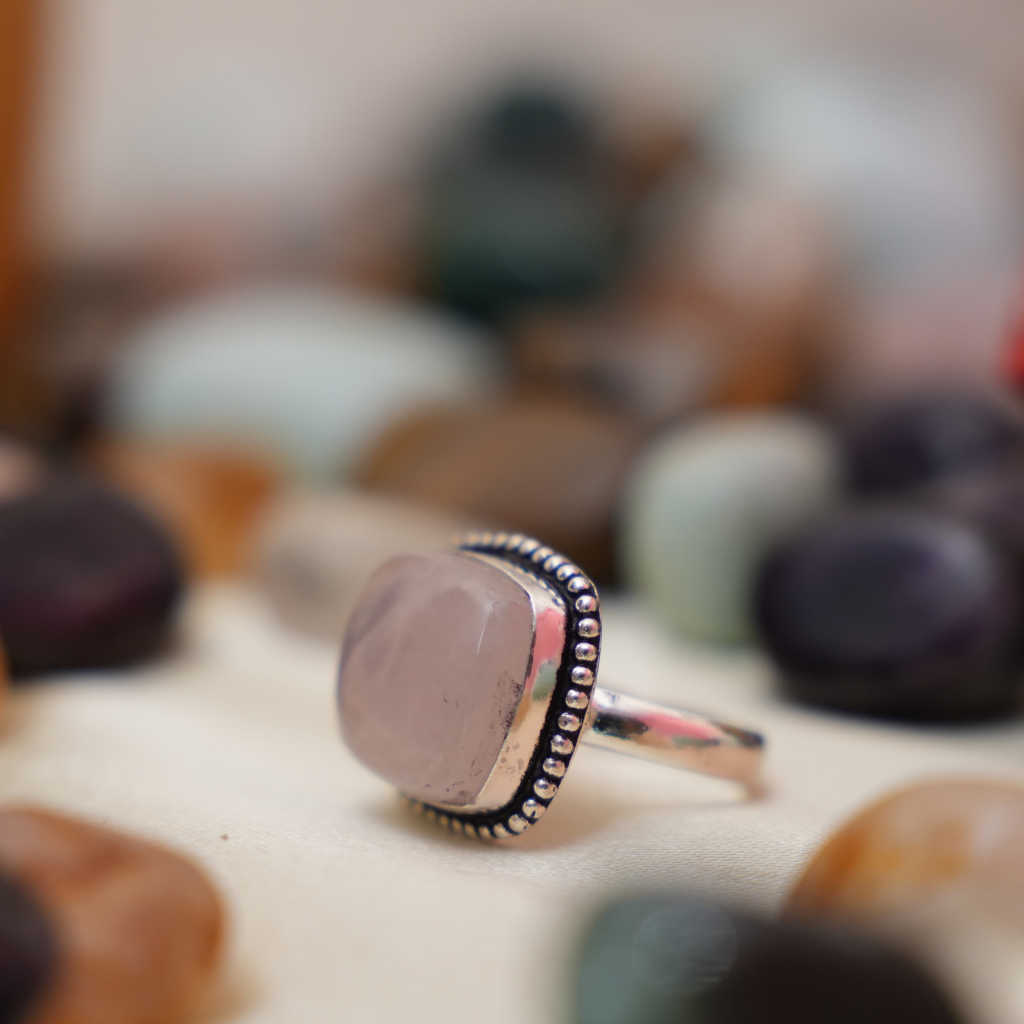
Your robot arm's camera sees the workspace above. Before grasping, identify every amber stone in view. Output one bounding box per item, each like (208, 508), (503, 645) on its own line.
(356, 398), (645, 581)
(0, 437), (44, 505)
(0, 479), (184, 676)
(789, 780), (1024, 925)
(0, 807), (224, 1024)
(88, 437), (280, 578)
(256, 489), (473, 639)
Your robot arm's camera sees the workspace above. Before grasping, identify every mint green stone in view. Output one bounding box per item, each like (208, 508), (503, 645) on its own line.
(622, 412), (839, 644)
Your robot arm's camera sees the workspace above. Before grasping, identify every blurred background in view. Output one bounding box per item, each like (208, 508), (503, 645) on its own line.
(7, 2), (1024, 1022)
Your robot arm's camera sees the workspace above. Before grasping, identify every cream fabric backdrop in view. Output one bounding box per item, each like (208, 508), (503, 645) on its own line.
(0, 583), (1022, 1022)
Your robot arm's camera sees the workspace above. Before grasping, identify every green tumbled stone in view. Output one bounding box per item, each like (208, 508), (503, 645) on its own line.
(575, 898), (962, 1024)
(622, 412), (839, 643)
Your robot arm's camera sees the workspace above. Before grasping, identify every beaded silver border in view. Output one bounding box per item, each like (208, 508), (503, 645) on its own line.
(403, 532), (601, 840)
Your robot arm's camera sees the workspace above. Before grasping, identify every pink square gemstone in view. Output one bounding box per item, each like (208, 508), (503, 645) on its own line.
(338, 550), (535, 806)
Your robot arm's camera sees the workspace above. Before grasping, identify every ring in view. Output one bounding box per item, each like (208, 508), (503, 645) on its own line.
(337, 532), (765, 839)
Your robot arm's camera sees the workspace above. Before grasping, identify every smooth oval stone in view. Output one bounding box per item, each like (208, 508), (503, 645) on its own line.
(89, 437), (280, 578)
(0, 437), (44, 505)
(622, 413), (840, 643)
(924, 457), (1024, 567)
(754, 509), (1023, 720)
(339, 550), (534, 806)
(0, 479), (184, 677)
(356, 398), (645, 582)
(788, 780), (1024, 1024)
(0, 807), (224, 1024)
(576, 897), (962, 1024)
(842, 393), (1024, 495)
(104, 284), (500, 480)
(256, 490), (474, 639)
(0, 869), (56, 1024)
(423, 87), (620, 322)
(790, 780), (1024, 925)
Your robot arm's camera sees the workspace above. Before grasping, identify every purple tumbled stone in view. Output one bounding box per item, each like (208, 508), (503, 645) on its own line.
(842, 393), (1024, 495)
(0, 479), (183, 677)
(338, 551), (535, 806)
(754, 508), (1023, 721)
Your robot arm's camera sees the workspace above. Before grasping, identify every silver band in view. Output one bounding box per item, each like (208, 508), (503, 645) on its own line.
(583, 689), (764, 787)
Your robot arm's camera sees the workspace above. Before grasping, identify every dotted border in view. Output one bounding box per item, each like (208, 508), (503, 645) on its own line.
(403, 532), (601, 840)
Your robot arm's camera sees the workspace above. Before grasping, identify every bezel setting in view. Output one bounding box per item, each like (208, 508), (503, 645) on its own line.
(403, 533), (601, 839)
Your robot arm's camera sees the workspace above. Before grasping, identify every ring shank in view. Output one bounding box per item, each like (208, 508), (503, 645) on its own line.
(582, 689), (764, 786)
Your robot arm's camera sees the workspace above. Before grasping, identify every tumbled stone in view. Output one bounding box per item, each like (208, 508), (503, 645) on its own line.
(104, 284), (500, 480)
(339, 550), (534, 806)
(0, 479), (184, 676)
(0, 806), (224, 1024)
(88, 437), (280, 577)
(576, 897), (962, 1024)
(256, 490), (473, 639)
(842, 393), (1024, 495)
(622, 412), (839, 643)
(0, 437), (44, 505)
(356, 398), (645, 581)
(754, 508), (1023, 720)
(423, 87), (620, 322)
(788, 780), (1024, 1024)
(0, 867), (56, 1023)
(790, 780), (1024, 924)
(923, 456), (1024, 571)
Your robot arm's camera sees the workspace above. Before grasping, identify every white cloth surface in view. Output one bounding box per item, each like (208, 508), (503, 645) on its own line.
(1, 583), (1023, 1023)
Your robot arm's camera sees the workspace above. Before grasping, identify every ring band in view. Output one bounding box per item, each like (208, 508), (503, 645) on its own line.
(583, 689), (763, 786)
(337, 531), (765, 839)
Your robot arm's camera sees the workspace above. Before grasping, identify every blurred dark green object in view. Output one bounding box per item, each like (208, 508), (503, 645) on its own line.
(575, 897), (962, 1024)
(422, 87), (621, 322)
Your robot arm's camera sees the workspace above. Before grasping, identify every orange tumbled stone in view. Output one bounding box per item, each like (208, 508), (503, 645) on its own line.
(788, 780), (1024, 1024)
(356, 398), (645, 581)
(0, 807), (225, 1024)
(88, 437), (280, 577)
(788, 780), (1024, 923)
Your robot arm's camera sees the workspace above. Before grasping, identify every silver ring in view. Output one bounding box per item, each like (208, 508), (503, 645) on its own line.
(337, 532), (765, 840)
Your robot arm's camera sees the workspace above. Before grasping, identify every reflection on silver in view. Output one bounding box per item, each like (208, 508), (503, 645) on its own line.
(582, 690), (763, 786)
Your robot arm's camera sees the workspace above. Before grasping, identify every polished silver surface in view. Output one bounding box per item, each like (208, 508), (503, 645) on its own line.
(582, 689), (764, 786)
(551, 735), (574, 756)
(571, 666), (594, 687)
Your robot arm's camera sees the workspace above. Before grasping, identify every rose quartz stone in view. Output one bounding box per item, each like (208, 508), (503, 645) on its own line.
(339, 550), (535, 806)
